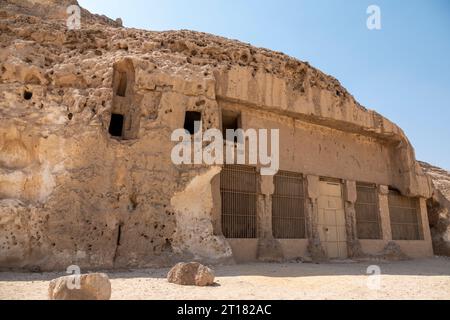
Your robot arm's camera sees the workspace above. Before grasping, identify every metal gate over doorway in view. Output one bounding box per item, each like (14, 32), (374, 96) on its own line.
(272, 171), (306, 239)
(317, 179), (348, 259)
(220, 165), (257, 239)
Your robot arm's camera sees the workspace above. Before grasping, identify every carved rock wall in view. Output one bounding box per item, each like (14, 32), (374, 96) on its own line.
(0, 0), (434, 270)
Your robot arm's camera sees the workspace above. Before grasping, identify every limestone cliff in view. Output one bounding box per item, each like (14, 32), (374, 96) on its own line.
(0, 0), (433, 270)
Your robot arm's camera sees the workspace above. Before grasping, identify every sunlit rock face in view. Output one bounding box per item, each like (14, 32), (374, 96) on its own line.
(0, 0), (436, 271)
(420, 162), (450, 256)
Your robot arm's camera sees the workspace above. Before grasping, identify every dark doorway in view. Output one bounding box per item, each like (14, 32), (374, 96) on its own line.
(184, 111), (202, 135)
(222, 110), (241, 141)
(109, 113), (124, 137)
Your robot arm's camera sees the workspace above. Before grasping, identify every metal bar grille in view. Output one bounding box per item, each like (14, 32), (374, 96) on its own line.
(272, 171), (306, 239)
(388, 190), (422, 240)
(355, 183), (381, 239)
(220, 165), (257, 238)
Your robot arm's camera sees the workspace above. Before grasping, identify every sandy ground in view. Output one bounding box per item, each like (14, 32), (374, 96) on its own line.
(1, 257), (450, 300)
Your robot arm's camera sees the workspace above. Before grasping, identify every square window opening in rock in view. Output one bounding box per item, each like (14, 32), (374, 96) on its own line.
(222, 110), (241, 142)
(184, 111), (202, 135)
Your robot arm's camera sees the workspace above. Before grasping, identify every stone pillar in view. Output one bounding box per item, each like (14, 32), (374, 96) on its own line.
(378, 185), (392, 240)
(305, 175), (327, 261)
(419, 197), (432, 243)
(257, 175), (274, 238)
(418, 197), (434, 257)
(344, 180), (364, 257)
(210, 171), (222, 236)
(256, 174), (283, 262)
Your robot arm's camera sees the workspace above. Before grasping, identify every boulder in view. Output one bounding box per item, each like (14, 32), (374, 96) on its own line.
(48, 273), (111, 300)
(167, 262), (215, 286)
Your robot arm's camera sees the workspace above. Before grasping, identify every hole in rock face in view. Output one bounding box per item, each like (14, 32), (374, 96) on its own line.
(116, 224), (122, 246)
(68, 113), (73, 120)
(222, 110), (241, 142)
(109, 113), (124, 138)
(184, 111), (202, 135)
(116, 72), (127, 97)
(23, 90), (33, 100)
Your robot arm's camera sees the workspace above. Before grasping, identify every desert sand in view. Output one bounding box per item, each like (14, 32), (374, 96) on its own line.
(1, 257), (449, 300)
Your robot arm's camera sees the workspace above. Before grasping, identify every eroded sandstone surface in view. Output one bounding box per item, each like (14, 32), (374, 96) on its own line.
(0, 0), (436, 270)
(420, 162), (450, 256)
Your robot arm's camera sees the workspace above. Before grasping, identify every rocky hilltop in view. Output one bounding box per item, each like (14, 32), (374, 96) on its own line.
(0, 0), (442, 270)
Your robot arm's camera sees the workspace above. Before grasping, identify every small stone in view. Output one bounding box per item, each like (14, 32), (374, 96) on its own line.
(48, 273), (111, 300)
(167, 262), (215, 286)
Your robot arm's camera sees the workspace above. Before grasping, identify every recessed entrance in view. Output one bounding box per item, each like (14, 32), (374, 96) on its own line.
(388, 189), (422, 240)
(272, 171), (306, 239)
(184, 111), (202, 135)
(109, 113), (124, 138)
(220, 165), (257, 239)
(222, 110), (241, 141)
(317, 179), (347, 259)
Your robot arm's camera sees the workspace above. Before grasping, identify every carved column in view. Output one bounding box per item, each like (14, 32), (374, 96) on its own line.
(344, 180), (364, 257)
(419, 197), (433, 244)
(210, 171), (222, 236)
(378, 185), (392, 240)
(256, 174), (283, 262)
(305, 175), (327, 261)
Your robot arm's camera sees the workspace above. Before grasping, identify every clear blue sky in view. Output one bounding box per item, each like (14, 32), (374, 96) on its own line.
(80, 0), (450, 170)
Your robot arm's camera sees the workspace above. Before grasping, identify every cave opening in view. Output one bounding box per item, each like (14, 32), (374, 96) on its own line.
(23, 90), (33, 100)
(109, 113), (124, 138)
